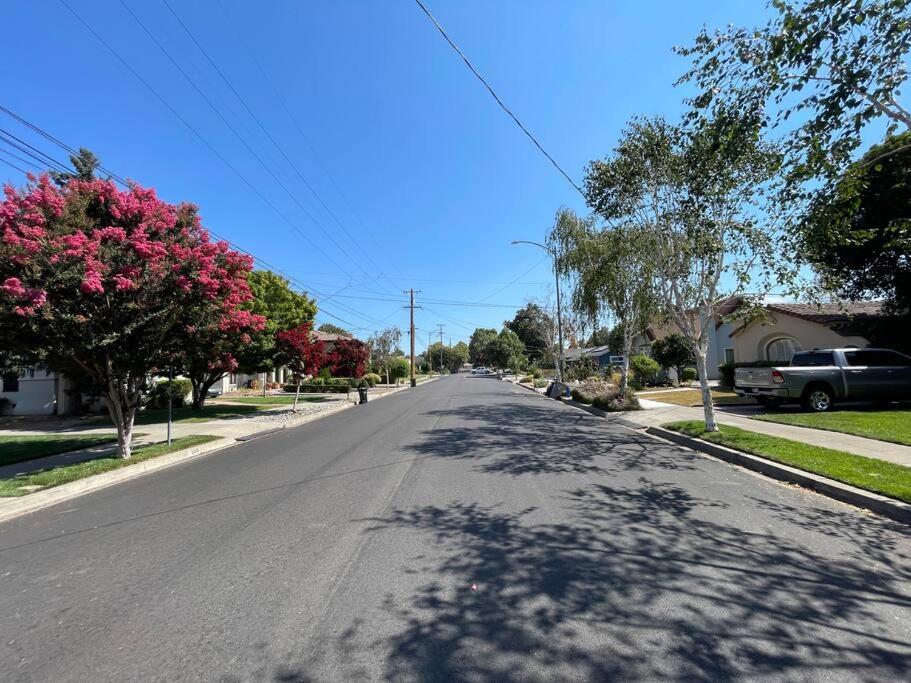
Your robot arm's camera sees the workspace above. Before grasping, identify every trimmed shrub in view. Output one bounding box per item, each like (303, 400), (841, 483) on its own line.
(717, 361), (778, 388)
(680, 368), (697, 383)
(531, 367), (543, 379)
(629, 355), (660, 387)
(144, 378), (192, 409)
(520, 375), (534, 384)
(533, 379), (549, 388)
(363, 373), (381, 387)
(388, 357), (410, 382)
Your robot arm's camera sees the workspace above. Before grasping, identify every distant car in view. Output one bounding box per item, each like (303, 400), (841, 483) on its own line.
(207, 386), (223, 398)
(471, 367), (491, 375)
(734, 347), (911, 412)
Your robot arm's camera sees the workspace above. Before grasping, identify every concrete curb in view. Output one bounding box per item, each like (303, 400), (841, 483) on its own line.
(0, 382), (430, 524)
(0, 437), (235, 524)
(647, 425), (911, 525)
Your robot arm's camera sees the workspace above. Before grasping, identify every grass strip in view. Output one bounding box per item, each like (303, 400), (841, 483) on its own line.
(0, 435), (220, 498)
(664, 420), (911, 504)
(752, 409), (911, 447)
(0, 434), (119, 467)
(218, 396), (327, 405)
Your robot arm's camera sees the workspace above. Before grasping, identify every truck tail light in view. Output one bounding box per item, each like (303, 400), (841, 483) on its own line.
(771, 370), (785, 384)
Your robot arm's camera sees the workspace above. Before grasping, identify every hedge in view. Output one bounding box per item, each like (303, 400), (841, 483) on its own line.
(284, 383), (349, 394)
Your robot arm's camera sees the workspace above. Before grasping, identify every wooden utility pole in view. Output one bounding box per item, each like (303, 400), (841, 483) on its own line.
(405, 289), (420, 387)
(436, 324), (444, 374)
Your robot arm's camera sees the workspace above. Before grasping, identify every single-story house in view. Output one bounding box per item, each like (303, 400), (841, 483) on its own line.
(563, 345), (615, 370)
(629, 296), (743, 380)
(0, 368), (100, 416)
(728, 301), (884, 363)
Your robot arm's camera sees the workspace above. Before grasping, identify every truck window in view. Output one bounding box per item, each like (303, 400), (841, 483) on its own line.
(844, 350), (873, 367)
(865, 350), (911, 367)
(791, 351), (834, 367)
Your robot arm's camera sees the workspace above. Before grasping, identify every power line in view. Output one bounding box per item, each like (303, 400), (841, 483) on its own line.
(57, 0), (351, 274)
(0, 156), (30, 176)
(159, 0), (401, 296)
(414, 0), (586, 199)
(218, 0), (406, 282)
(0, 106), (390, 334)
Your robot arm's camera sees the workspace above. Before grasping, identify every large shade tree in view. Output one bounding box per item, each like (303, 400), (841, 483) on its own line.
(800, 131), (911, 330)
(468, 328), (498, 366)
(504, 303), (554, 365)
(0, 175), (256, 457)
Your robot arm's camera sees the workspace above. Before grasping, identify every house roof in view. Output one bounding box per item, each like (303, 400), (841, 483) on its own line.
(564, 345), (612, 361)
(312, 330), (353, 342)
(731, 301), (886, 337)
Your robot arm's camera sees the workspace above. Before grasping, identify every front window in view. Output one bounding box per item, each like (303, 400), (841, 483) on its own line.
(723, 348), (734, 364)
(766, 337), (801, 363)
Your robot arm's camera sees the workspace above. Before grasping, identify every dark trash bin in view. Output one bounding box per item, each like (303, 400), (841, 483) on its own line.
(358, 386), (368, 404)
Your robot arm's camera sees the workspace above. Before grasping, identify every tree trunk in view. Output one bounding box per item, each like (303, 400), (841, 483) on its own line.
(293, 380), (301, 412)
(190, 379), (204, 410)
(105, 387), (136, 459)
(385, 367), (390, 387)
(618, 329), (633, 399)
(695, 348), (718, 432)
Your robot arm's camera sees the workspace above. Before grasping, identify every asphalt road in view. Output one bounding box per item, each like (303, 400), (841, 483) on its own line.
(1, 375), (910, 681)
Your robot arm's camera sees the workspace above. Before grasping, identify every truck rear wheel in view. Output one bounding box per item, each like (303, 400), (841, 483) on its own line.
(802, 386), (834, 412)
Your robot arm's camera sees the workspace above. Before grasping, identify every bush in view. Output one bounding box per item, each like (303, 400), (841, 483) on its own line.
(717, 361), (778, 388)
(317, 367), (332, 382)
(388, 357), (411, 382)
(0, 397), (15, 415)
(144, 378), (192, 409)
(571, 379), (617, 405)
(283, 383), (349, 394)
(534, 379), (549, 388)
(520, 375), (534, 384)
(363, 373), (381, 387)
(593, 393), (641, 412)
(629, 355), (660, 387)
(531, 367), (542, 379)
(680, 367), (697, 383)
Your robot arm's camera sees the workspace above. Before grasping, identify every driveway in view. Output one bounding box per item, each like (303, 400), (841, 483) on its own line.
(0, 375), (909, 680)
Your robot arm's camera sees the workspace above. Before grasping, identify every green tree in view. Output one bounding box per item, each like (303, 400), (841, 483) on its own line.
(583, 114), (778, 430)
(317, 323), (350, 336)
(676, 0), (911, 187)
(504, 303), (554, 364)
(486, 328), (526, 371)
(586, 327), (611, 347)
(550, 208), (658, 398)
(51, 148), (101, 186)
(450, 341), (470, 372)
(387, 356), (411, 383)
(236, 271), (316, 373)
(800, 132), (911, 325)
(369, 327), (402, 385)
(650, 332), (696, 384)
(468, 328), (498, 365)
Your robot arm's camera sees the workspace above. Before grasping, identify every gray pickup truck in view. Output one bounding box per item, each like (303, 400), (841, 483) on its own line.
(734, 348), (911, 412)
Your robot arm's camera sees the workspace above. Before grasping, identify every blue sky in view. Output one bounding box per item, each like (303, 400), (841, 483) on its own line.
(0, 0), (773, 346)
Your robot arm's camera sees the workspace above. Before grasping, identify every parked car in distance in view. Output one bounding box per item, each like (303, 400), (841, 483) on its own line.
(734, 348), (911, 412)
(471, 367), (492, 375)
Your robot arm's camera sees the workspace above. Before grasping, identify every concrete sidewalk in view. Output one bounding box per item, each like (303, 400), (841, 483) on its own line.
(618, 399), (911, 467)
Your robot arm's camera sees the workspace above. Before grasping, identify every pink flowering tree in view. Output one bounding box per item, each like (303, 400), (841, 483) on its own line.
(0, 174), (257, 458)
(180, 307), (265, 410)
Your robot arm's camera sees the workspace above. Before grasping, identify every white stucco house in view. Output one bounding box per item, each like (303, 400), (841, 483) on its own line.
(0, 367), (89, 416)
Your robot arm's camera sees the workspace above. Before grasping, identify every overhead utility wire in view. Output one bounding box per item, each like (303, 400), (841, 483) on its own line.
(414, 0), (586, 199)
(159, 0), (400, 295)
(218, 0), (406, 282)
(0, 105), (389, 334)
(116, 0), (366, 275)
(57, 0), (351, 274)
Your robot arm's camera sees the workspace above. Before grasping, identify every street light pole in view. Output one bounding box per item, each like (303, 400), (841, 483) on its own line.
(511, 239), (565, 384)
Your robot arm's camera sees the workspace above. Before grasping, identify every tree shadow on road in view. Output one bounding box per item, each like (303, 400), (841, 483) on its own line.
(405, 399), (701, 477)
(320, 482), (911, 681)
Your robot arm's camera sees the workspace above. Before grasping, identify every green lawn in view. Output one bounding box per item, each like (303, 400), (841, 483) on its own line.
(0, 434), (120, 467)
(664, 420), (911, 504)
(0, 435), (220, 497)
(752, 409), (911, 447)
(218, 395), (327, 406)
(90, 403), (265, 426)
